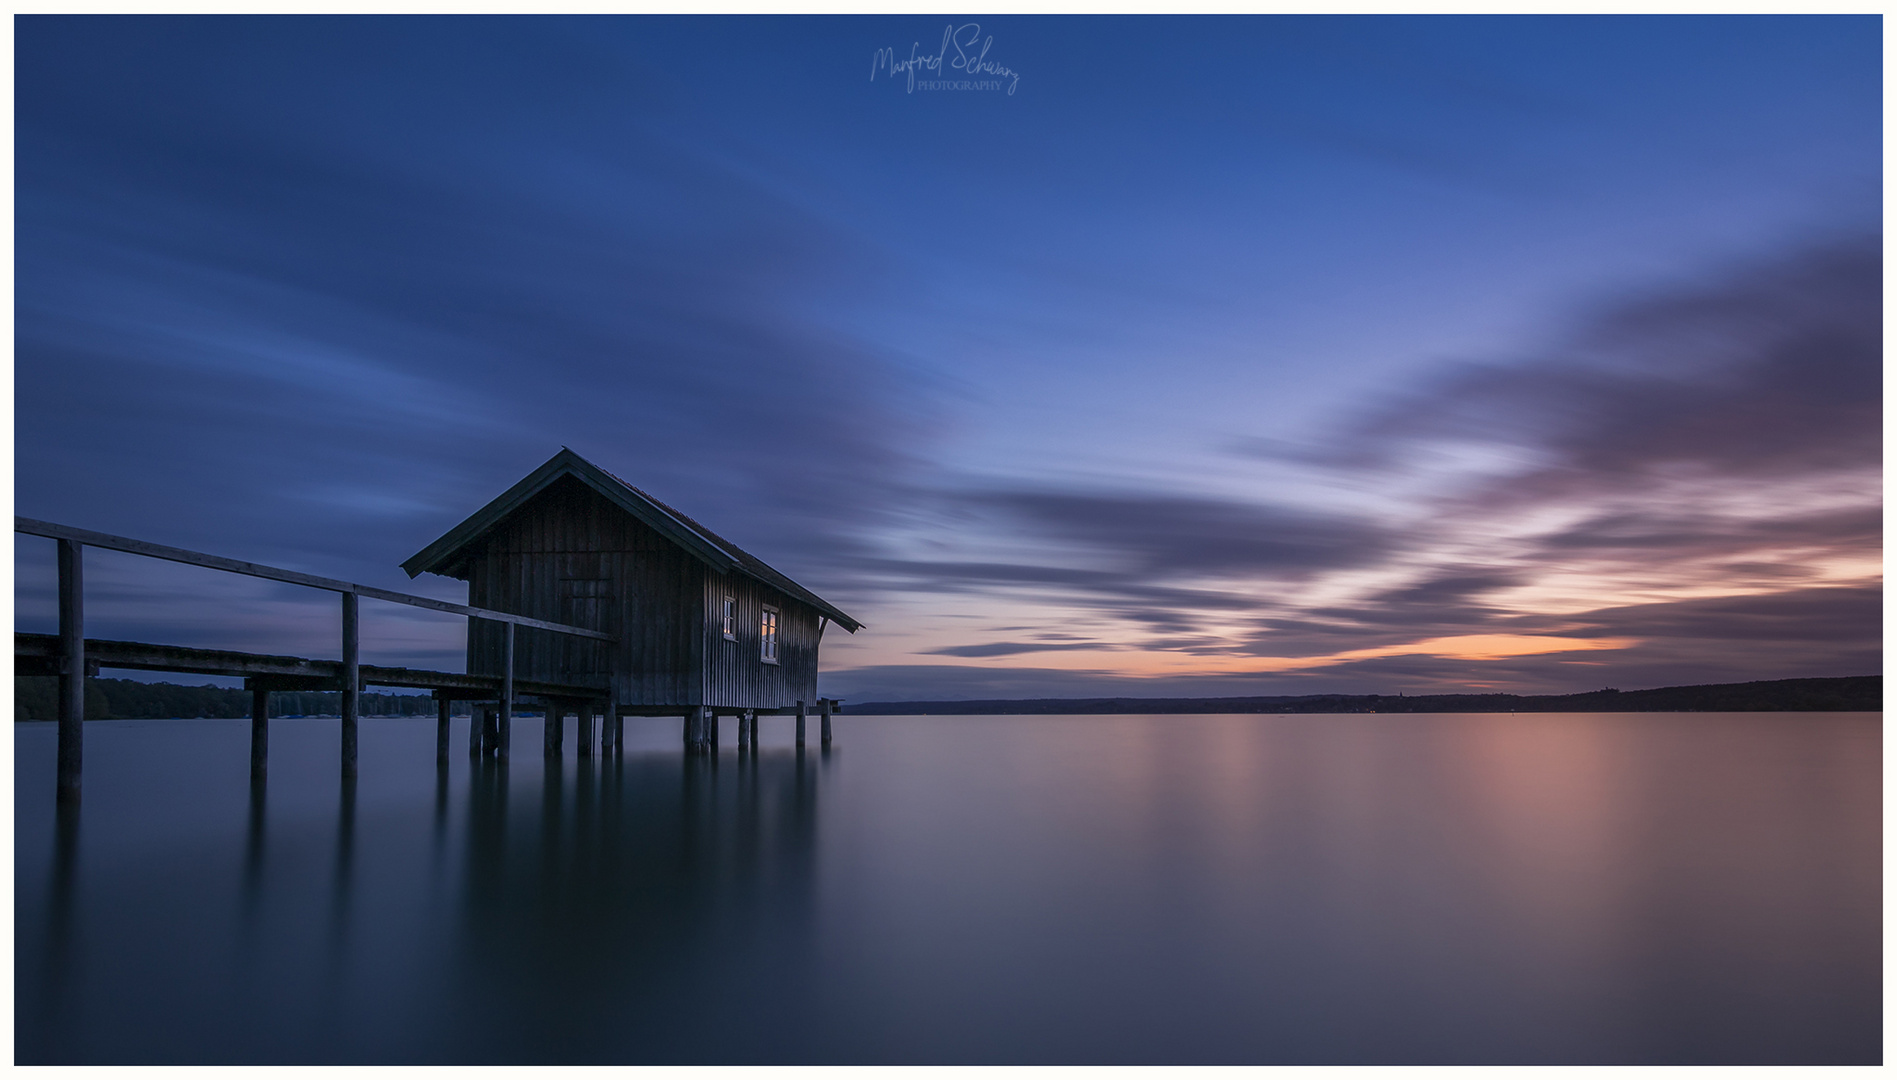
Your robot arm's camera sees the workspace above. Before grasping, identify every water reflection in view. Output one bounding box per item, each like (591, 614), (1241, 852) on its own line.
(13, 713), (1880, 1064)
(443, 744), (824, 1062)
(18, 718), (834, 1064)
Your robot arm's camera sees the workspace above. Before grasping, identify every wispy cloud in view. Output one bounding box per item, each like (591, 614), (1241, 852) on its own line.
(835, 236), (1881, 697)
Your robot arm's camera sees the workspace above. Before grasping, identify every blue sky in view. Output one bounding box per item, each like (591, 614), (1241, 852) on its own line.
(14, 15), (1881, 700)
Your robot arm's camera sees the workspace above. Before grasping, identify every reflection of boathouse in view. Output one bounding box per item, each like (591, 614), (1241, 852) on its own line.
(402, 449), (861, 742)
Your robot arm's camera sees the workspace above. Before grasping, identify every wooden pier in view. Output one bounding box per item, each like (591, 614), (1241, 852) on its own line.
(17, 516), (620, 801)
(18, 491), (848, 803)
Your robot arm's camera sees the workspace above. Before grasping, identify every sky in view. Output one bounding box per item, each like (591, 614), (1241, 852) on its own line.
(12, 15), (1883, 701)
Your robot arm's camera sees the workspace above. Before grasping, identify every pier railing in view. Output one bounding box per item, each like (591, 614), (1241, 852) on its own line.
(17, 517), (617, 801)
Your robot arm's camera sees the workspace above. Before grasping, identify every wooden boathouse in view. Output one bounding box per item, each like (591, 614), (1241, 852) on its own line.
(19, 448), (859, 801)
(403, 448), (861, 753)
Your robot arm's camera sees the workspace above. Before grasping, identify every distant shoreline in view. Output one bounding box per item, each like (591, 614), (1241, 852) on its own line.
(842, 675), (1880, 715)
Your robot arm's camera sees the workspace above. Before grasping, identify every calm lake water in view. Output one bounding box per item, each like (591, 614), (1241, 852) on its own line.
(15, 711), (1881, 1064)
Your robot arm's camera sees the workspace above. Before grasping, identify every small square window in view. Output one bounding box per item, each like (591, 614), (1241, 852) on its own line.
(722, 597), (736, 640)
(760, 607), (779, 664)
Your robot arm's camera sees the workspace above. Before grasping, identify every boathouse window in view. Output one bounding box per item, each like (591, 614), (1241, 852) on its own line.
(760, 606), (779, 664)
(722, 597), (736, 640)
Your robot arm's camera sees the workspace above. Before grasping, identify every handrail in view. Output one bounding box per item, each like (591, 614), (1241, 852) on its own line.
(15, 516), (616, 642)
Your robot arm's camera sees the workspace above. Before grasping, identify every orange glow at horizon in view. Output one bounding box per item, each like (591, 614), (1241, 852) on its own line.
(853, 632), (1643, 679)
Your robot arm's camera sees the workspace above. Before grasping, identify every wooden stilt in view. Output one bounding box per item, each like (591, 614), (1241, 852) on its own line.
(601, 706), (619, 755)
(688, 707), (709, 755)
(709, 710), (720, 751)
(796, 700), (806, 748)
(578, 707), (595, 759)
(470, 702), (486, 757)
(497, 622), (514, 759)
(250, 688), (269, 779)
(436, 695), (451, 764)
(341, 591), (359, 779)
(611, 712), (624, 757)
(56, 539), (84, 803)
(820, 698), (832, 747)
(544, 698), (563, 758)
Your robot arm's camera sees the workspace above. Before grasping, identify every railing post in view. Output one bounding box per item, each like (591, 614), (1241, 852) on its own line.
(56, 539), (84, 803)
(341, 591), (359, 779)
(498, 621), (514, 759)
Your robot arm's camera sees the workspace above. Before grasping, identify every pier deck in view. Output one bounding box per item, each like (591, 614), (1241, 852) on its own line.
(16, 632), (606, 701)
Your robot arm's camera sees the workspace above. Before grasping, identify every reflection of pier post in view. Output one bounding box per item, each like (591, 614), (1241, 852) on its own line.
(324, 775), (358, 977)
(245, 771), (267, 906)
(433, 748), (450, 860)
(40, 799), (82, 1048)
(56, 539), (84, 803)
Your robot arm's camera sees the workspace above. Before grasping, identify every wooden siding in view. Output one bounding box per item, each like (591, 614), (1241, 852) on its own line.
(464, 475), (705, 707)
(700, 570), (822, 709)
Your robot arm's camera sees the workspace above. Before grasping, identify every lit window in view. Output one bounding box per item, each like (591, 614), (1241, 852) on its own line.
(760, 607), (779, 663)
(722, 597), (736, 640)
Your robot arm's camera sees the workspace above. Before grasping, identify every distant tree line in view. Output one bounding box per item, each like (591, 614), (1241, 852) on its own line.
(14, 677), (476, 721)
(845, 676), (1882, 715)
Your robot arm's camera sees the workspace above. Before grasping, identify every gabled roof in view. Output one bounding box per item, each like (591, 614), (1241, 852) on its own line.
(401, 449), (861, 632)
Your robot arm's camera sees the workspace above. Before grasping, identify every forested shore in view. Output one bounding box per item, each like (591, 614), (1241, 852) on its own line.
(846, 676), (1881, 715)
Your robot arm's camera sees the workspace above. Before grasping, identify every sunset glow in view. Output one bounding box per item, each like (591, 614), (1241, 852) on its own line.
(12, 16), (1879, 701)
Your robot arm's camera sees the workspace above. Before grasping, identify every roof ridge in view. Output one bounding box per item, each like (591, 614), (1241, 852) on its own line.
(404, 449), (861, 632)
